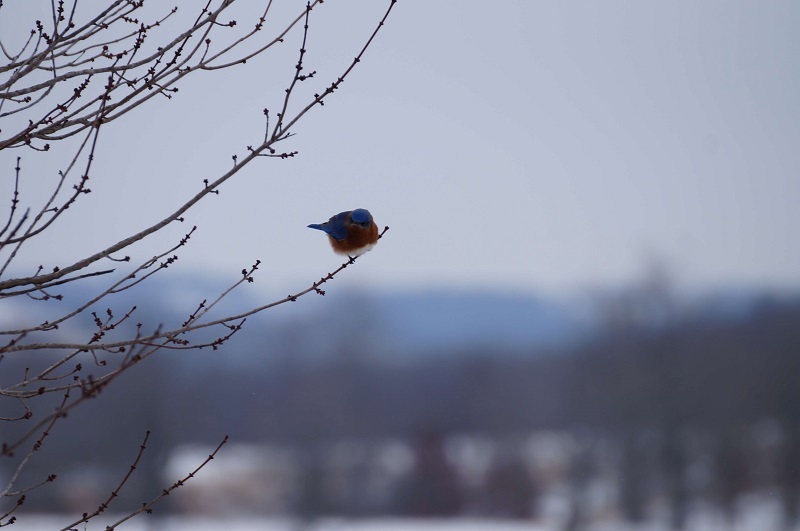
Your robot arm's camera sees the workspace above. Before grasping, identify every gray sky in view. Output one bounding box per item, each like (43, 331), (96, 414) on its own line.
(3, 1), (799, 296)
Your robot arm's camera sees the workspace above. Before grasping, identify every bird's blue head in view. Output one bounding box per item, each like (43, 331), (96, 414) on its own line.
(349, 208), (373, 227)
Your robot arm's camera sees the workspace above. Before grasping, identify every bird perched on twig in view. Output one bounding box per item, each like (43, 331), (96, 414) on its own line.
(308, 208), (379, 257)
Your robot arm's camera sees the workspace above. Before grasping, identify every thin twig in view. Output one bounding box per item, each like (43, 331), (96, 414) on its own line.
(60, 430), (151, 529)
(102, 435), (229, 530)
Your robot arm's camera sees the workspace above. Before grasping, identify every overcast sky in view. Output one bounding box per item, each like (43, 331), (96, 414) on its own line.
(2, 1), (798, 297)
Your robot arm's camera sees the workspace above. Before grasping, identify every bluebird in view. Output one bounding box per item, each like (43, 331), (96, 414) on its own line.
(308, 208), (379, 257)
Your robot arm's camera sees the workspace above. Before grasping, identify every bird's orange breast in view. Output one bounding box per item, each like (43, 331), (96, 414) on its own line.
(329, 222), (379, 255)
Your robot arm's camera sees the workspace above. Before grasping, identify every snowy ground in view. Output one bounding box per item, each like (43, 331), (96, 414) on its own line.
(8, 511), (800, 531)
(1, 517), (545, 531)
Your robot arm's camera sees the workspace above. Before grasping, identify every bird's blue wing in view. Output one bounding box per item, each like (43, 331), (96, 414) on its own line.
(308, 211), (350, 241)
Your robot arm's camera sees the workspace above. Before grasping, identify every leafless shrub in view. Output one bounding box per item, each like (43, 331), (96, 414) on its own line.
(0, 0), (394, 526)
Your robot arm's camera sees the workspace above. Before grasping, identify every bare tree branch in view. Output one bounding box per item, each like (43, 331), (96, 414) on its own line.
(0, 0), (397, 524)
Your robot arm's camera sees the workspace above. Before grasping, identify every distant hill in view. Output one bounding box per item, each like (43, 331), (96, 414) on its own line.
(373, 290), (593, 350)
(4, 272), (785, 364)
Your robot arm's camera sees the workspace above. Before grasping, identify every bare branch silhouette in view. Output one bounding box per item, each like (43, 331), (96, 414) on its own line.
(0, 0), (396, 525)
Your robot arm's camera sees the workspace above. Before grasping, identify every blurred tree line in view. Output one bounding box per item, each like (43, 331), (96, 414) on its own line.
(2, 293), (799, 527)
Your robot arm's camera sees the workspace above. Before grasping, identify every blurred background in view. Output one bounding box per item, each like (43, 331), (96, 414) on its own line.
(1, 1), (799, 530)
